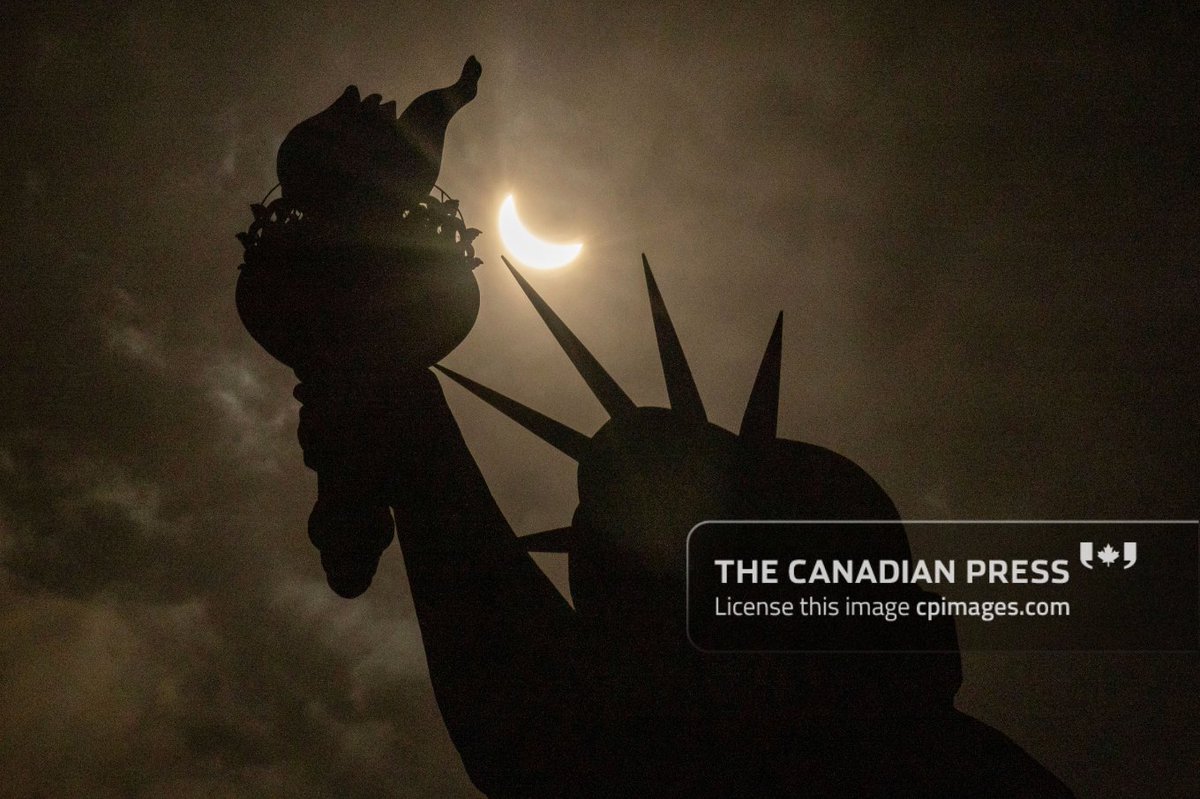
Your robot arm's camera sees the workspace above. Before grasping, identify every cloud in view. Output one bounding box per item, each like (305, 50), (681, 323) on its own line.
(0, 143), (473, 795)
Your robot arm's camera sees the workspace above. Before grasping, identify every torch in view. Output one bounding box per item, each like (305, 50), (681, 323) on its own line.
(234, 58), (483, 597)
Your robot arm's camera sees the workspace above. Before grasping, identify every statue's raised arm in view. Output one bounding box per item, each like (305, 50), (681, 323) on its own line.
(236, 58), (581, 792)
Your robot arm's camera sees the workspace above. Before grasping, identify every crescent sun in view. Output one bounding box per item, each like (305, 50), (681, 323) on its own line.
(498, 194), (583, 270)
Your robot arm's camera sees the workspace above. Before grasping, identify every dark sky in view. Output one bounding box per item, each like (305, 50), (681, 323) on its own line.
(1, 2), (1196, 796)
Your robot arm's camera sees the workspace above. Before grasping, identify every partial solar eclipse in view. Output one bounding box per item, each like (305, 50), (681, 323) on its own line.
(498, 194), (582, 270)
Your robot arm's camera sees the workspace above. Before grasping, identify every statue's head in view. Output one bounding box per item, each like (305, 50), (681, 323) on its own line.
(437, 255), (907, 649)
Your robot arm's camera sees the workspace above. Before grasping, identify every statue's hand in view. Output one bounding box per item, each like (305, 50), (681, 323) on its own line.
(294, 370), (448, 597)
(295, 381), (392, 598)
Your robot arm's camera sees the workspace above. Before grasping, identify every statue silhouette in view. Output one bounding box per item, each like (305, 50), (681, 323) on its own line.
(236, 57), (1074, 797)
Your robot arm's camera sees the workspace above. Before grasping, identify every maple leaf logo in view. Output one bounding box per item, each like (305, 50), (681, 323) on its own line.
(1097, 543), (1120, 567)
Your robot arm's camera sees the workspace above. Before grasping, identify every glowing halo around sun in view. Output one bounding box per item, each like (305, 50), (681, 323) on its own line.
(497, 194), (583, 270)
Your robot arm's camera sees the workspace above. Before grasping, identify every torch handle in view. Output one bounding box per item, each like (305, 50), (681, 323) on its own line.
(295, 379), (409, 598)
(307, 470), (395, 598)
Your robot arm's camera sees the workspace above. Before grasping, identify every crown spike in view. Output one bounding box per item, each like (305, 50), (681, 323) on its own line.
(642, 254), (706, 422)
(518, 526), (573, 553)
(502, 256), (636, 419)
(433, 364), (589, 460)
(739, 312), (783, 443)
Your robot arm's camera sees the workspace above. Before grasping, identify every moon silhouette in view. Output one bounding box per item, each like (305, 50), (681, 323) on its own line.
(498, 194), (582, 270)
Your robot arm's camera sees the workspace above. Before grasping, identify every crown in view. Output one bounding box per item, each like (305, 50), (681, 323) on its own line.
(435, 254), (784, 554)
